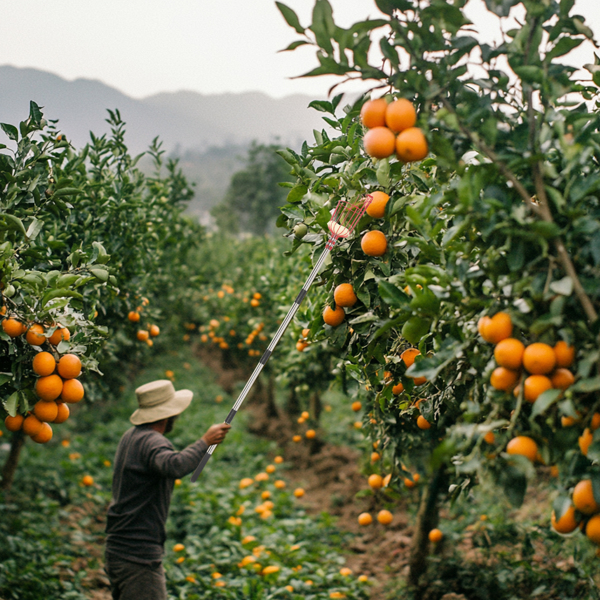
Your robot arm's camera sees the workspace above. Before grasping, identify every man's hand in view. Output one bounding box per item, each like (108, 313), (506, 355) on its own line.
(201, 423), (232, 446)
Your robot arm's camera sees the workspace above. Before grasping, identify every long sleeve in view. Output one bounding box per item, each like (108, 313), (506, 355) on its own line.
(146, 437), (208, 479)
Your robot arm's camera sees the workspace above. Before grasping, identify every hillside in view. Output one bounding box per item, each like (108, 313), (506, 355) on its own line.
(0, 66), (325, 153)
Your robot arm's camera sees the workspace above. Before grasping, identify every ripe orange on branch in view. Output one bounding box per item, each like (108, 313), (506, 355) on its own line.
(506, 436), (538, 462)
(551, 368), (575, 390)
(401, 348), (420, 368)
(572, 479), (600, 515)
(2, 318), (26, 337)
(385, 98), (417, 132)
(35, 374), (63, 401)
(26, 323), (46, 346)
(49, 326), (70, 345)
(58, 354), (82, 379)
(33, 400), (58, 423)
(323, 305), (345, 327)
(490, 367), (518, 392)
(33, 352), (56, 376)
(137, 330), (149, 342)
(551, 505), (578, 534)
(554, 340), (575, 367)
(395, 127), (428, 162)
(494, 338), (524, 370)
(334, 284), (357, 307)
(428, 528), (443, 543)
(22, 414), (44, 437)
(128, 311), (140, 322)
(523, 343), (556, 375)
(53, 402), (70, 423)
(31, 422), (53, 443)
(361, 230), (388, 256)
(365, 191), (390, 218)
(363, 127), (396, 159)
(4, 414), (24, 432)
(478, 312), (512, 344)
(61, 379), (85, 403)
(360, 98), (388, 129)
(523, 375), (552, 403)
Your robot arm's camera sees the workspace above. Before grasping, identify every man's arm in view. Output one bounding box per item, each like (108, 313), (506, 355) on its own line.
(146, 424), (231, 479)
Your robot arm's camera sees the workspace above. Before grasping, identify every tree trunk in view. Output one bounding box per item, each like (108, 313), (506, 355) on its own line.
(309, 391), (322, 424)
(286, 387), (301, 417)
(265, 373), (279, 418)
(408, 466), (445, 593)
(1, 430), (25, 492)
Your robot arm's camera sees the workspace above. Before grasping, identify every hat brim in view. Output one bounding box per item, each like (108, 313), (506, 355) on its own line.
(130, 389), (193, 425)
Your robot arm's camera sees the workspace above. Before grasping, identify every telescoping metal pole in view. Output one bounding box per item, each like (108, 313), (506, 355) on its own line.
(190, 196), (371, 482)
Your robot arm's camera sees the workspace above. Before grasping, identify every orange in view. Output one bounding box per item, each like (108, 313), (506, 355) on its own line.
(301, 328), (310, 338)
(5, 414), (24, 432)
(149, 325), (160, 337)
(26, 323), (46, 346)
(592, 413), (600, 431)
(82, 475), (94, 486)
(22, 414), (43, 436)
(368, 474), (383, 489)
(358, 512), (373, 526)
(494, 338), (525, 370)
(292, 435), (301, 442)
(334, 284), (358, 307)
(128, 311), (140, 322)
(360, 98), (388, 128)
(33, 400), (58, 423)
(147, 339), (154, 348)
(506, 436), (538, 462)
(480, 312), (513, 344)
(296, 341), (308, 352)
(385, 98), (417, 133)
(551, 368), (574, 390)
(361, 230), (387, 256)
(404, 475), (419, 488)
(554, 341), (575, 367)
(250, 298), (260, 307)
(483, 431), (495, 444)
(377, 509), (394, 525)
(586, 514), (600, 544)
(253, 292), (262, 300)
(363, 126), (396, 158)
(49, 326), (70, 345)
(137, 330), (149, 342)
(366, 191), (390, 218)
(32, 352), (56, 376)
(339, 567), (352, 576)
(401, 348), (420, 368)
(561, 414), (580, 427)
(395, 127), (428, 162)
(323, 305), (345, 327)
(551, 505), (579, 533)
(351, 401), (362, 411)
(417, 415), (431, 430)
(31, 422), (53, 443)
(392, 382), (404, 394)
(35, 374), (63, 401)
(490, 367), (519, 392)
(53, 402), (70, 424)
(57, 354), (82, 379)
(305, 429), (316, 439)
(523, 375), (553, 403)
(579, 428), (593, 456)
(293, 488), (305, 497)
(572, 479), (600, 515)
(428, 528), (443, 543)
(0, 306), (5, 316)
(523, 343), (556, 375)
(2, 317), (25, 337)
(412, 375), (427, 385)
(61, 379), (85, 403)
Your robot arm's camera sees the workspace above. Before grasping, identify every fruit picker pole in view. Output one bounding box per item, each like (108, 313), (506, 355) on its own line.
(190, 196), (372, 482)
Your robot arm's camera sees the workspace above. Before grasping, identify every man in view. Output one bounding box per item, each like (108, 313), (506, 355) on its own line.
(104, 379), (231, 600)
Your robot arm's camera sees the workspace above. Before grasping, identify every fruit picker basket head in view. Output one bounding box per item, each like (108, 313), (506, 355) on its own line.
(326, 195), (373, 242)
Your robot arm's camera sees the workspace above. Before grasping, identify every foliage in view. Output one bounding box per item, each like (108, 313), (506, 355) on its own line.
(276, 0), (600, 569)
(211, 142), (295, 235)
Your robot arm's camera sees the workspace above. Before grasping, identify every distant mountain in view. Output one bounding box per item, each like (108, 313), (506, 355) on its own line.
(0, 65), (328, 153)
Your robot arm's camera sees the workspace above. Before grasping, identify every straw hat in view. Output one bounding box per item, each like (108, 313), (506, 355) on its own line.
(130, 379), (193, 425)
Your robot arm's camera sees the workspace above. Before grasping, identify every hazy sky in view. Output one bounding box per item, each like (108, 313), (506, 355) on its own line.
(1, 0), (598, 99)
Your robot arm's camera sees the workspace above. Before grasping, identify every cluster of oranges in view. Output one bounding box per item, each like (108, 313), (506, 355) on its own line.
(480, 312), (575, 403)
(360, 97), (428, 163)
(127, 299), (159, 347)
(4, 324), (83, 444)
(296, 328), (311, 352)
(323, 283), (358, 328)
(199, 317), (267, 357)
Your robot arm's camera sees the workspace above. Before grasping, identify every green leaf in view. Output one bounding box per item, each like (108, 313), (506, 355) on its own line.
(279, 40), (310, 52)
(407, 337), (464, 381)
(287, 185), (308, 204)
(513, 65), (544, 84)
(1, 123), (18, 141)
(0, 213), (27, 236)
(499, 464), (527, 507)
(574, 376), (600, 393)
(3, 390), (20, 417)
(378, 280), (409, 308)
(275, 2), (305, 33)
(26, 218), (44, 241)
(41, 288), (83, 308)
(89, 267), (109, 282)
(546, 36), (583, 61)
(530, 389), (562, 418)
(376, 158), (390, 187)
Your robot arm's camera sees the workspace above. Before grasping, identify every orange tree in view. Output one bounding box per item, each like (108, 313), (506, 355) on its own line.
(0, 103), (202, 489)
(277, 0), (600, 588)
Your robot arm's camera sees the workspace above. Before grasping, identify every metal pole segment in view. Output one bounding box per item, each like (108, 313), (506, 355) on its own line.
(190, 238), (335, 482)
